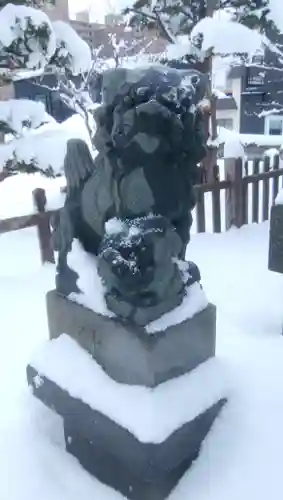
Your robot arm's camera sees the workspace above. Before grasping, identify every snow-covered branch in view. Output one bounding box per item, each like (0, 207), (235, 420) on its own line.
(0, 3), (56, 71)
(0, 4), (92, 77)
(0, 3), (94, 177)
(51, 21), (92, 76)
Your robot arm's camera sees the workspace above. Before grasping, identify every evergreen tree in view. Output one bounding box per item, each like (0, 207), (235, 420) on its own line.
(0, 3), (93, 176)
(124, 0), (280, 42)
(122, 0), (282, 181)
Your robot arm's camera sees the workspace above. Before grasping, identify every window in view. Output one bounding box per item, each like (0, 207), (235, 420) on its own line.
(265, 115), (283, 135)
(216, 118), (233, 130)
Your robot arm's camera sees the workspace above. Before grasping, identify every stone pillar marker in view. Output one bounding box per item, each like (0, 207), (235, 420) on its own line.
(27, 65), (227, 500)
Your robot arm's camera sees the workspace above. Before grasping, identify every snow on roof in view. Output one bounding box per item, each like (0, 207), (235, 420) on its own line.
(12, 68), (45, 81)
(218, 128), (283, 149)
(213, 89), (230, 99)
(239, 134), (283, 148)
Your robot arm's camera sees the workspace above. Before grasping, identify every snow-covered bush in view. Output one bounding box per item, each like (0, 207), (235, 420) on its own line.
(0, 3), (93, 177)
(121, 0), (283, 181)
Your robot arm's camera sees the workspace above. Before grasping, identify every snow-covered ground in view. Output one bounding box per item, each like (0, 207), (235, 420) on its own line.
(1, 221), (283, 500)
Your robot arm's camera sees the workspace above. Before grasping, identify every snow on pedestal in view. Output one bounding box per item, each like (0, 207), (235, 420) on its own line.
(28, 223), (227, 499)
(46, 287), (216, 388)
(29, 335), (228, 443)
(27, 334), (227, 500)
(66, 239), (208, 332)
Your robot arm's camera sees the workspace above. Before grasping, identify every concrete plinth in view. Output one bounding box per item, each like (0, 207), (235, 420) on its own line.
(27, 364), (226, 500)
(64, 424), (192, 500)
(46, 290), (216, 388)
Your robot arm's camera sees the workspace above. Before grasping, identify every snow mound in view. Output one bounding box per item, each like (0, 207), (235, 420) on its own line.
(30, 334), (229, 443)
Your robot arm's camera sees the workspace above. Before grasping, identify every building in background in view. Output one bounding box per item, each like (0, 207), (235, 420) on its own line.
(75, 10), (90, 23)
(70, 14), (166, 60)
(218, 62), (283, 138)
(42, 0), (69, 22)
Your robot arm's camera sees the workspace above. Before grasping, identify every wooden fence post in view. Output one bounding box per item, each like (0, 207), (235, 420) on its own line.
(224, 157), (247, 230)
(211, 165), (221, 233)
(32, 188), (55, 264)
(262, 156), (270, 221)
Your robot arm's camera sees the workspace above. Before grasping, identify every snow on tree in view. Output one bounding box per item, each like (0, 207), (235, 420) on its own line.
(121, 0), (283, 181)
(0, 3), (56, 71)
(51, 21), (92, 76)
(0, 3), (93, 177)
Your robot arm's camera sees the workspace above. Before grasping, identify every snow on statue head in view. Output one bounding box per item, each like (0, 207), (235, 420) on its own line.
(54, 65), (206, 326)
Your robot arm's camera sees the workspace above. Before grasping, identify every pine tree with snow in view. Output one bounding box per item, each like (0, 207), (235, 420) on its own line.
(122, 0), (283, 181)
(0, 3), (94, 177)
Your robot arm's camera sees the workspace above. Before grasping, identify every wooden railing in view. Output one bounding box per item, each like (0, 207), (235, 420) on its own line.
(0, 188), (55, 264)
(194, 155), (283, 233)
(1, 155), (283, 264)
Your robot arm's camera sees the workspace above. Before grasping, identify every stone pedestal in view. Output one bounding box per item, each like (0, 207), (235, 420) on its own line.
(27, 362), (225, 500)
(27, 291), (227, 500)
(46, 290), (216, 387)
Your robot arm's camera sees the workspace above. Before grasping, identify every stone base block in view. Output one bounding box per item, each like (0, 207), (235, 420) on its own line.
(268, 204), (283, 274)
(46, 290), (216, 387)
(27, 364), (226, 499)
(64, 421), (192, 500)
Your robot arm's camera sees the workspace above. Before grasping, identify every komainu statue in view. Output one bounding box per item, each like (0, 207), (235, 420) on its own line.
(53, 65), (207, 325)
